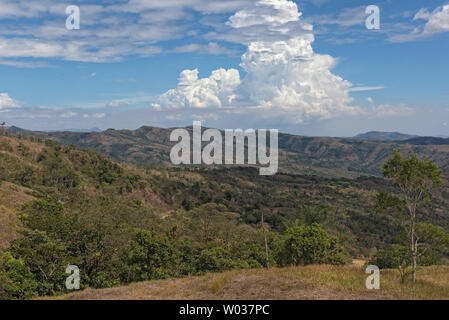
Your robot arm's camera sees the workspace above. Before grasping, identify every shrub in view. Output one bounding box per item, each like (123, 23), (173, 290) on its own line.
(275, 223), (347, 266)
(0, 251), (39, 300)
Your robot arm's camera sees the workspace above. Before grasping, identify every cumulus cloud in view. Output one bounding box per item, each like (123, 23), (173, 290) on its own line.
(227, 0), (300, 28)
(158, 0), (359, 123)
(0, 93), (20, 110)
(389, 4), (449, 42)
(160, 68), (241, 109)
(414, 4), (449, 36)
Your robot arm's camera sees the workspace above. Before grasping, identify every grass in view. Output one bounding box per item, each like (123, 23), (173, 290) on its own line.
(41, 264), (449, 300)
(0, 181), (34, 248)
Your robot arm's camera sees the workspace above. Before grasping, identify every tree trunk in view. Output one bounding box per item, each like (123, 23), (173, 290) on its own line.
(261, 212), (269, 269)
(410, 208), (417, 282)
(147, 255), (152, 280)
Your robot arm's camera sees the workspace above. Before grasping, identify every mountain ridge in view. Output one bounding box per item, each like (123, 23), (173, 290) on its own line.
(5, 126), (449, 178)
(352, 131), (418, 141)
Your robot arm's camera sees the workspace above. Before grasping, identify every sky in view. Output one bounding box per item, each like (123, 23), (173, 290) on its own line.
(0, 0), (448, 137)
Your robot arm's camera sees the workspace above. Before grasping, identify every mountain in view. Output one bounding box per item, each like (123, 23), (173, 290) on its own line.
(352, 131), (418, 141)
(44, 127), (103, 133)
(1, 133), (449, 299)
(1, 134), (448, 253)
(401, 136), (449, 146)
(11, 126), (449, 178)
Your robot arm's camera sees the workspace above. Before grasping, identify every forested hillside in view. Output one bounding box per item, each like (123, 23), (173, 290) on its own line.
(18, 126), (449, 178)
(1, 133), (448, 299)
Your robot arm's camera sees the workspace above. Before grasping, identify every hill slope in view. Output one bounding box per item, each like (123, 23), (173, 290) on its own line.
(1, 134), (448, 300)
(12, 126), (449, 178)
(2, 134), (449, 254)
(352, 131), (418, 141)
(44, 264), (449, 300)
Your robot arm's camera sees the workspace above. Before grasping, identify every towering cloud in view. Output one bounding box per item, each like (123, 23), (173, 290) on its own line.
(158, 0), (358, 123)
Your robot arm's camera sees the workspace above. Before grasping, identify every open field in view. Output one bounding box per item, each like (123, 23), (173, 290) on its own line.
(43, 265), (449, 300)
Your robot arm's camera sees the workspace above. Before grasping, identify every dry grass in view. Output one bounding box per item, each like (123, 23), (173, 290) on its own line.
(41, 265), (449, 300)
(0, 181), (34, 248)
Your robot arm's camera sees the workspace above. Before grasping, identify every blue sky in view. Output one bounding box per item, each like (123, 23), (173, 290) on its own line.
(0, 0), (448, 136)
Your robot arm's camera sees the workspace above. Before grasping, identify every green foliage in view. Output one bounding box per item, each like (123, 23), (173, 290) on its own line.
(275, 223), (347, 266)
(302, 205), (328, 225)
(126, 230), (178, 281)
(383, 150), (442, 193)
(378, 150), (444, 281)
(0, 251), (39, 300)
(416, 223), (449, 251)
(195, 246), (235, 273)
(371, 244), (410, 269)
(1, 136), (448, 299)
(374, 191), (404, 214)
(10, 230), (70, 295)
(20, 199), (64, 237)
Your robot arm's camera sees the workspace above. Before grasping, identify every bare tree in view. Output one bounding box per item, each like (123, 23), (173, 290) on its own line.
(261, 211), (270, 268)
(380, 150), (442, 282)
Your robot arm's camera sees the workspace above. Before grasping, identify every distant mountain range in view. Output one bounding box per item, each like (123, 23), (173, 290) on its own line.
(6, 126), (449, 178)
(352, 131), (418, 141)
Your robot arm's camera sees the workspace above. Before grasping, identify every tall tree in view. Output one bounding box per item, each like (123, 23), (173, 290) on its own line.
(381, 150), (442, 282)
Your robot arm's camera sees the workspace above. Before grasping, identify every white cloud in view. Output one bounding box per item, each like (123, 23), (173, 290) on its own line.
(0, 93), (20, 110)
(152, 103), (162, 111)
(371, 104), (415, 118)
(90, 72), (97, 77)
(414, 4), (449, 36)
(237, 37), (358, 122)
(0, 59), (49, 68)
(349, 86), (385, 92)
(160, 68), (241, 109)
(158, 0), (359, 123)
(307, 6), (366, 27)
(390, 4), (449, 42)
(92, 113), (106, 119)
(173, 42), (235, 55)
(106, 99), (129, 108)
(227, 0), (300, 28)
(60, 111), (78, 118)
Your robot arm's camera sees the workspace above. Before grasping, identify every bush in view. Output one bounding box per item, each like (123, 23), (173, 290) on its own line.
(275, 223), (347, 266)
(195, 246), (236, 273)
(126, 230), (178, 281)
(0, 251), (39, 300)
(371, 244), (441, 270)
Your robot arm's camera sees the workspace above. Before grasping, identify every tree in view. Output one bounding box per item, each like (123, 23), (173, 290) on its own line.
(0, 251), (39, 300)
(275, 223), (347, 266)
(380, 150), (442, 282)
(127, 230), (178, 280)
(10, 230), (70, 295)
(370, 244), (411, 282)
